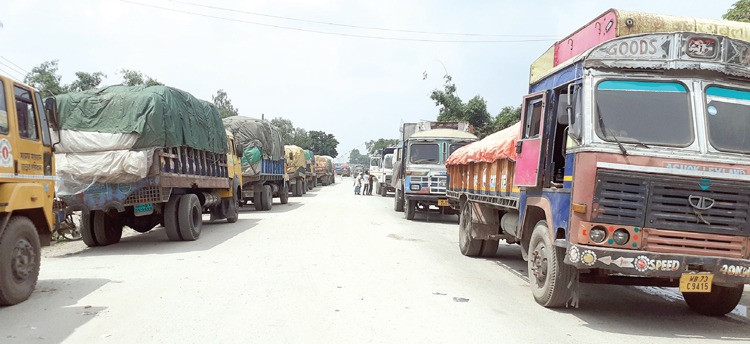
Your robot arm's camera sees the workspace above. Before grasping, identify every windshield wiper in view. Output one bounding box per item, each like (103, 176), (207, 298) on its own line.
(596, 102), (627, 156)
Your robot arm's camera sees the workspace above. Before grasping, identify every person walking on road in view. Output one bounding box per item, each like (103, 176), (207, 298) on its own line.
(354, 173), (363, 195)
(362, 172), (371, 195)
(367, 172), (376, 195)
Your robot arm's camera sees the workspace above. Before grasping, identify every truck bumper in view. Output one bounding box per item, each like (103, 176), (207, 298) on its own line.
(404, 194), (449, 206)
(564, 243), (750, 285)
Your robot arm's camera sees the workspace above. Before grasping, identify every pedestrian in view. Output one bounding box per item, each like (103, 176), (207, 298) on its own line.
(367, 172), (376, 195)
(362, 172), (370, 195)
(353, 173), (362, 195)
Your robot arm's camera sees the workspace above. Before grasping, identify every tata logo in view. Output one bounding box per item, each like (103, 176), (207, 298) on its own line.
(689, 195), (715, 211)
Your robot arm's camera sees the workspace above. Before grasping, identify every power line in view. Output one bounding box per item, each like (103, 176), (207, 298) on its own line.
(170, 0), (559, 38)
(0, 67), (22, 82)
(0, 55), (29, 74)
(122, 1), (557, 43)
(0, 61), (26, 79)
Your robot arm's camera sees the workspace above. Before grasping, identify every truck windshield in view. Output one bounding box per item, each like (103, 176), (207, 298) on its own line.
(595, 81), (692, 146)
(384, 156), (393, 169)
(410, 144), (439, 164)
(450, 143), (467, 156)
(705, 87), (750, 153)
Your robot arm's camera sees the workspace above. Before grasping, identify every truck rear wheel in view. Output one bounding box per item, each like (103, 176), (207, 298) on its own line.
(480, 239), (499, 257)
(254, 187), (263, 211)
(459, 200), (481, 256)
(405, 199), (416, 220)
(0, 216), (40, 306)
(81, 211), (99, 247)
(262, 185), (273, 210)
(164, 194), (183, 241)
(683, 284), (744, 316)
(279, 183), (289, 204)
(302, 180), (307, 194)
(528, 220), (577, 308)
(178, 194), (202, 241)
(394, 189), (404, 212)
(93, 210), (123, 246)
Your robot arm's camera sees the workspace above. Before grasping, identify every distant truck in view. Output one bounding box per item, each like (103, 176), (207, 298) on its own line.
(305, 149), (316, 189)
(446, 9), (750, 316)
(223, 117), (287, 211)
(56, 86), (241, 247)
(0, 74), (60, 305)
(376, 147), (396, 196)
(392, 121), (476, 220)
(315, 155), (335, 185)
(285, 145), (307, 197)
(340, 163), (351, 177)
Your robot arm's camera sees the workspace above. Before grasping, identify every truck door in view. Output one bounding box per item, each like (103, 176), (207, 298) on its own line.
(513, 91), (547, 187)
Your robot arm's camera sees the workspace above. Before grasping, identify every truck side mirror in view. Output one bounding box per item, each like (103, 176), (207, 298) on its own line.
(45, 98), (59, 129)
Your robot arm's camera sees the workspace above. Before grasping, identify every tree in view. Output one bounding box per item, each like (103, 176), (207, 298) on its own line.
(430, 74), (491, 129)
(212, 89), (239, 118)
(271, 117), (311, 147)
(24, 60), (65, 95)
(68, 71), (106, 92)
(365, 138), (399, 155)
(308, 130), (339, 157)
(118, 69), (163, 87)
(724, 0), (750, 22)
(475, 106), (521, 139)
(348, 149), (369, 165)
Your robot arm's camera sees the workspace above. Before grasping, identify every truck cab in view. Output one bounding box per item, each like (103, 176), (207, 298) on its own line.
(0, 74), (57, 305)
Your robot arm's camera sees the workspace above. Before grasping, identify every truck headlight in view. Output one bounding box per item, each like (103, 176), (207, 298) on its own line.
(612, 229), (630, 245)
(410, 184), (421, 191)
(589, 226), (607, 243)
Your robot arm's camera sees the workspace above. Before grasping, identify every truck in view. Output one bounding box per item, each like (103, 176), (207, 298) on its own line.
(55, 86), (241, 247)
(376, 147), (396, 196)
(0, 74), (60, 305)
(285, 145), (307, 197)
(368, 155), (383, 191)
(392, 121), (476, 220)
(446, 9), (750, 316)
(340, 163), (351, 177)
(223, 117), (287, 211)
(315, 155), (335, 186)
(305, 149), (317, 189)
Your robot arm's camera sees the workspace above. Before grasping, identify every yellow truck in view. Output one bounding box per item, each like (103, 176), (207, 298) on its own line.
(0, 74), (58, 305)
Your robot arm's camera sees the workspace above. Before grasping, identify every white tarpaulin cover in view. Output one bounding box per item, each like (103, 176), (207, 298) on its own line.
(55, 149), (155, 195)
(52, 130), (139, 153)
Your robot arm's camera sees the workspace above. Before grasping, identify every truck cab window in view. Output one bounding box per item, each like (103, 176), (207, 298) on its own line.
(0, 80), (7, 134)
(550, 90), (569, 184)
(14, 85), (39, 140)
(523, 99), (543, 138)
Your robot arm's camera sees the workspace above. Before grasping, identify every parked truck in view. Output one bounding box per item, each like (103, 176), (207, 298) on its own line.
(53, 86), (240, 248)
(392, 121), (476, 220)
(305, 149), (316, 189)
(285, 145), (307, 197)
(446, 9), (750, 316)
(315, 155), (335, 185)
(0, 74), (62, 305)
(376, 147), (396, 196)
(223, 117), (286, 210)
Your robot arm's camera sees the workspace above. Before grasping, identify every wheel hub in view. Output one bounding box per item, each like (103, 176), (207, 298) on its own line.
(530, 245), (548, 286)
(12, 238), (35, 280)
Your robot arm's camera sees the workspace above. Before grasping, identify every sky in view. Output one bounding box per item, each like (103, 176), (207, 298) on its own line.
(0, 0), (738, 162)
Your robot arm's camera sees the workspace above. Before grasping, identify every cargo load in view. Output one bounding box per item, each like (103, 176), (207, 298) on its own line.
(54, 85), (228, 195)
(223, 116), (283, 176)
(284, 145), (307, 174)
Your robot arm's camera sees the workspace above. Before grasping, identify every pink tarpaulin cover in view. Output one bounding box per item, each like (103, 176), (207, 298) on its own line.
(446, 122), (520, 166)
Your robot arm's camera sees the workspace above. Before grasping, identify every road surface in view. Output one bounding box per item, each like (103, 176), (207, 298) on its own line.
(2, 176), (750, 343)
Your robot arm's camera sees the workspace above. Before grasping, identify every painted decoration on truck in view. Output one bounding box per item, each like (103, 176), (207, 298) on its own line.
(590, 35), (671, 60)
(0, 138), (12, 168)
(686, 37), (718, 59)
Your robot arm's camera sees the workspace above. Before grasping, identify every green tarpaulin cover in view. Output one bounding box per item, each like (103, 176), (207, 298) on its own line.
(241, 147), (261, 166)
(56, 85), (228, 154)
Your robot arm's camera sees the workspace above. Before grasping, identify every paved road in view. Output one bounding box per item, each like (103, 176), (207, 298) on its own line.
(2, 176), (750, 343)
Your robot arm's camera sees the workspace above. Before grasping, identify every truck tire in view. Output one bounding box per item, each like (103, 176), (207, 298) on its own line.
(93, 210), (123, 246)
(262, 185), (273, 210)
(528, 220), (577, 308)
(459, 200), (481, 256)
(226, 189), (239, 224)
(164, 194), (183, 241)
(296, 180), (303, 196)
(683, 284), (744, 316)
(279, 183), (289, 204)
(254, 187), (263, 211)
(81, 211), (99, 247)
(178, 194), (202, 241)
(480, 239), (500, 257)
(0, 216), (40, 306)
(394, 189), (404, 212)
(405, 199), (416, 220)
(302, 180), (307, 194)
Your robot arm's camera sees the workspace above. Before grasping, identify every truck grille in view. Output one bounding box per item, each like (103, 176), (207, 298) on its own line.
(410, 176), (447, 194)
(644, 228), (748, 259)
(594, 170), (750, 237)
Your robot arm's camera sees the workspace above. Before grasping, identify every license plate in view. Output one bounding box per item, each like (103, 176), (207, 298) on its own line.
(679, 273), (713, 293)
(438, 199), (449, 206)
(134, 203), (154, 216)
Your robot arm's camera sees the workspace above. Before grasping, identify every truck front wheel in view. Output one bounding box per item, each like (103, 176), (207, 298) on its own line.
(0, 216), (40, 306)
(405, 199), (416, 220)
(528, 220), (577, 308)
(394, 189), (404, 212)
(683, 284), (744, 316)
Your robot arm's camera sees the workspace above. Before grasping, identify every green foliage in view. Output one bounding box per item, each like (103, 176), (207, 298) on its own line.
(68, 71), (106, 92)
(348, 148), (369, 165)
(212, 89), (239, 118)
(430, 75), (491, 128)
(724, 0), (750, 22)
(24, 60), (65, 95)
(118, 69), (163, 87)
(308, 130), (339, 157)
(475, 106), (522, 138)
(271, 117), (311, 147)
(365, 138), (399, 155)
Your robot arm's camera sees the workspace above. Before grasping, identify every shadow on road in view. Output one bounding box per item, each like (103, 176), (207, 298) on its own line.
(481, 243), (750, 339)
(407, 211), (459, 224)
(238, 201), (304, 214)
(0, 278), (110, 343)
